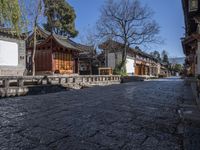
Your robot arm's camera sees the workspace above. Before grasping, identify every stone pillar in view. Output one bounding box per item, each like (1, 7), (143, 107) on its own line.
(73, 77), (77, 83)
(66, 78), (69, 83)
(42, 79), (48, 85)
(2, 79), (9, 88)
(17, 79), (24, 87)
(60, 78), (66, 84)
(47, 78), (52, 84)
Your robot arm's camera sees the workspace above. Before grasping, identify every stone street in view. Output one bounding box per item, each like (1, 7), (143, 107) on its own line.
(0, 78), (199, 150)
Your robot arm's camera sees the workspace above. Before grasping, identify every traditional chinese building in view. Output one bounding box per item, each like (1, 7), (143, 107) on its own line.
(182, 0), (200, 76)
(134, 47), (160, 76)
(99, 40), (136, 76)
(0, 27), (26, 76)
(75, 44), (99, 75)
(26, 26), (80, 75)
(99, 40), (160, 76)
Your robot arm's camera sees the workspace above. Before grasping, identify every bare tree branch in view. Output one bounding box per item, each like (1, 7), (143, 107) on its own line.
(96, 0), (161, 69)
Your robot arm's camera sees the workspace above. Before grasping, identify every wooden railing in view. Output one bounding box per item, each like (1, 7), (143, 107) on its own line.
(98, 68), (113, 75)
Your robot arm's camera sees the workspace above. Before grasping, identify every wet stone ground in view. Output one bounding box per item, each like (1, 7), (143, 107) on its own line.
(0, 78), (199, 150)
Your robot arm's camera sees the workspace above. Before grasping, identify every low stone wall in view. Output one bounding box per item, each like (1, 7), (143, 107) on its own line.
(0, 75), (121, 97)
(187, 78), (200, 110)
(192, 84), (200, 108)
(121, 75), (158, 83)
(121, 76), (144, 83)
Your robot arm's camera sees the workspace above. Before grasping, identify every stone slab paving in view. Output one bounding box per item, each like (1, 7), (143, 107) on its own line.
(0, 78), (199, 150)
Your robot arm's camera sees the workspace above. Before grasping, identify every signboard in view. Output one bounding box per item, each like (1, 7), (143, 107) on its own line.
(0, 40), (18, 66)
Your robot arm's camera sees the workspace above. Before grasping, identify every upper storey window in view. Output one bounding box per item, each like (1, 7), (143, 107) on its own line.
(189, 0), (198, 12)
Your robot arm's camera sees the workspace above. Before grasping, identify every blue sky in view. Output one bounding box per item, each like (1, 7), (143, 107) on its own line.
(68, 0), (185, 58)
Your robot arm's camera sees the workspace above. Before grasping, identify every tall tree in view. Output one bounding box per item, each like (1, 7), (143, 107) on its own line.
(0, 0), (22, 33)
(97, 0), (160, 70)
(150, 50), (161, 62)
(162, 50), (169, 64)
(25, 0), (43, 76)
(32, 0), (42, 76)
(43, 0), (78, 38)
(173, 64), (183, 73)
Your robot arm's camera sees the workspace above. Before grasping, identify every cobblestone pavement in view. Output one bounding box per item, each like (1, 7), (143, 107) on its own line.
(0, 78), (199, 150)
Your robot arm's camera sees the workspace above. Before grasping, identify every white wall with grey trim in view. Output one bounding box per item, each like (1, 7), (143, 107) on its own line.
(0, 36), (26, 76)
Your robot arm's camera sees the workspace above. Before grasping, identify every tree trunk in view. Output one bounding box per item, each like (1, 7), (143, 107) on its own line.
(32, 26), (37, 76)
(120, 42), (128, 71)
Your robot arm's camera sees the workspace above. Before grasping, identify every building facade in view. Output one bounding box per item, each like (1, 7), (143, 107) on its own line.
(99, 40), (160, 76)
(26, 26), (80, 75)
(135, 49), (160, 76)
(99, 40), (136, 76)
(182, 0), (200, 76)
(76, 44), (99, 75)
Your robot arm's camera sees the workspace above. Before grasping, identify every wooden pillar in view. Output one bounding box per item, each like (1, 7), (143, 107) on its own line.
(142, 65), (144, 75)
(90, 60), (92, 75)
(77, 58), (80, 75)
(98, 68), (101, 75)
(51, 38), (54, 74)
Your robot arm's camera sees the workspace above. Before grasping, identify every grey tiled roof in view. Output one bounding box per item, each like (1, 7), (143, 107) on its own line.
(99, 39), (158, 61)
(35, 26), (93, 51)
(53, 34), (79, 51)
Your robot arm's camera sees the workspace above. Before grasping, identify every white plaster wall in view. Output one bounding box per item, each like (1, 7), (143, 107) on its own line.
(126, 57), (135, 75)
(107, 51), (135, 75)
(115, 52), (122, 65)
(0, 40), (18, 66)
(157, 64), (161, 75)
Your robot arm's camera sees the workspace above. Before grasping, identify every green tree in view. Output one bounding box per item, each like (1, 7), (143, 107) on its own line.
(161, 50), (169, 64)
(150, 51), (161, 62)
(173, 64), (182, 73)
(43, 0), (78, 38)
(0, 0), (22, 33)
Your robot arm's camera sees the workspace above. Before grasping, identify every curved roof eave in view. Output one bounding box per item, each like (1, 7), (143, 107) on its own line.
(52, 35), (81, 51)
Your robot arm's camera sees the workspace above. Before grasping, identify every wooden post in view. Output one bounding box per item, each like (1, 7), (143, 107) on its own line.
(98, 68), (100, 75)
(77, 58), (80, 75)
(90, 60), (92, 75)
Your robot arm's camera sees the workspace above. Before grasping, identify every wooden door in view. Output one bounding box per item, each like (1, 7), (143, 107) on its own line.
(35, 50), (52, 71)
